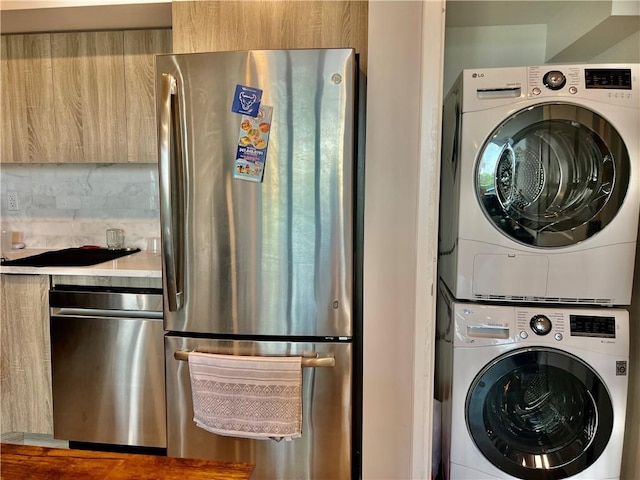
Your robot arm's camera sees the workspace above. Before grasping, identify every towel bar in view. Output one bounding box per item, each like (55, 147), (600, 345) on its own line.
(173, 350), (335, 368)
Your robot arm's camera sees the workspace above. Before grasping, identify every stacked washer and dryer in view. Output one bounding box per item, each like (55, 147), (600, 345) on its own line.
(435, 64), (640, 480)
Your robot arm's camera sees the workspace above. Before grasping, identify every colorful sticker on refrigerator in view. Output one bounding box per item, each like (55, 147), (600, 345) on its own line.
(231, 84), (263, 117)
(234, 105), (273, 183)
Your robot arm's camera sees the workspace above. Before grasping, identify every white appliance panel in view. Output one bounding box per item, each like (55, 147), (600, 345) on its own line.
(435, 284), (629, 480)
(439, 64), (640, 305)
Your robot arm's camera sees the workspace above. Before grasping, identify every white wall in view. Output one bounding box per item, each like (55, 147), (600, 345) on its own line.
(591, 30), (640, 63)
(443, 24), (547, 95)
(364, 3), (422, 477)
(444, 18), (640, 95)
(364, 1), (445, 478)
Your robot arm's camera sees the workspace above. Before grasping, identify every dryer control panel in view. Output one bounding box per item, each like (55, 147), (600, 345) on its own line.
(527, 64), (636, 103)
(585, 68), (632, 89)
(459, 63), (639, 114)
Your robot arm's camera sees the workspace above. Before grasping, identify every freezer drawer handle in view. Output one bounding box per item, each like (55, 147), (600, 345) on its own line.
(173, 350), (335, 368)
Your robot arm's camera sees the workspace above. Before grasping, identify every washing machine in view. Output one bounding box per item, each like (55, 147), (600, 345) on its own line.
(435, 282), (629, 480)
(438, 64), (640, 305)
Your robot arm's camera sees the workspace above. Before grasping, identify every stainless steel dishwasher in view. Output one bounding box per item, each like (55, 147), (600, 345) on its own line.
(49, 285), (166, 452)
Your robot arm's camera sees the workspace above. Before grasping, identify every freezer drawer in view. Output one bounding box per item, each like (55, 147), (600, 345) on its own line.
(165, 335), (352, 479)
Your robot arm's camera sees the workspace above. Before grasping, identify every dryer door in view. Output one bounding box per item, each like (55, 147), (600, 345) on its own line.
(466, 347), (614, 480)
(476, 102), (630, 247)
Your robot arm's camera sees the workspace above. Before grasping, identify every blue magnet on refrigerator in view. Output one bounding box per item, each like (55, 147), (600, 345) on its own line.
(231, 84), (263, 116)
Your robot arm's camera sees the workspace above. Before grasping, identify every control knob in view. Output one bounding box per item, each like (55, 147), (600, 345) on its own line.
(543, 70), (567, 90)
(530, 314), (552, 335)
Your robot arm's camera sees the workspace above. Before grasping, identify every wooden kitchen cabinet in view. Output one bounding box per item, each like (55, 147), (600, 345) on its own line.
(124, 29), (172, 163)
(0, 273), (162, 436)
(1, 29), (171, 164)
(51, 31), (128, 163)
(0, 34), (58, 163)
(0, 274), (53, 435)
(172, 0), (368, 73)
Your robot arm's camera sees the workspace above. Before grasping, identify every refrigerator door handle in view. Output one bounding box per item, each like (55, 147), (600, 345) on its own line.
(159, 73), (184, 312)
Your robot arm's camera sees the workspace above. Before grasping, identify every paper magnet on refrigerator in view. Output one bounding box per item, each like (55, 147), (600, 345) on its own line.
(233, 105), (273, 183)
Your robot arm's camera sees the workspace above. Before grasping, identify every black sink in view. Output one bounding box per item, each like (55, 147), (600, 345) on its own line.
(1, 247), (140, 267)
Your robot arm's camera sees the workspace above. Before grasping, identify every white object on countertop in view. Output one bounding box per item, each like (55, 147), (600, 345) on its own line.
(146, 237), (161, 255)
(2, 230), (25, 251)
(106, 228), (125, 250)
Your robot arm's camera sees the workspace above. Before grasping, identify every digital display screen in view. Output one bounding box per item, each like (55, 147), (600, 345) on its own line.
(570, 315), (616, 338)
(585, 69), (632, 90)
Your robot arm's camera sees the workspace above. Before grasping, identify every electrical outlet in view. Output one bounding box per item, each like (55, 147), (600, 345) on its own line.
(7, 191), (18, 211)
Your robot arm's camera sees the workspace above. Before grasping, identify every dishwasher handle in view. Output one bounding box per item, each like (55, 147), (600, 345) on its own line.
(50, 288), (164, 313)
(51, 307), (163, 320)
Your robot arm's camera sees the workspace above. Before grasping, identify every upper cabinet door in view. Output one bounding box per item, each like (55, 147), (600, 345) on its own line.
(124, 29), (172, 163)
(172, 1), (368, 73)
(51, 32), (127, 163)
(1, 34), (57, 163)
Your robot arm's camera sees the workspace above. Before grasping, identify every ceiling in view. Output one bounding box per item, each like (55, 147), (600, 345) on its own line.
(0, 2), (171, 33)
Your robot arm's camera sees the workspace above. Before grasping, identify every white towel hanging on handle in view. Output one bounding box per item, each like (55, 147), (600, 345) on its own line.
(188, 352), (303, 441)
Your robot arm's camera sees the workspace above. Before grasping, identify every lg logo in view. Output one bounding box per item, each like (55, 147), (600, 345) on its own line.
(472, 73), (485, 78)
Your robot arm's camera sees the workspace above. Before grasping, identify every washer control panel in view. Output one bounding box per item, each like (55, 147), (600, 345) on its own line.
(529, 314), (552, 335)
(516, 309), (566, 342)
(453, 302), (628, 353)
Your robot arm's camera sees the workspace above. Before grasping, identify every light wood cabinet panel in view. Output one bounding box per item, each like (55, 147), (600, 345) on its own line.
(1, 34), (57, 163)
(124, 29), (172, 163)
(0, 274), (52, 435)
(172, 1), (368, 73)
(51, 31), (127, 163)
(2, 29), (173, 164)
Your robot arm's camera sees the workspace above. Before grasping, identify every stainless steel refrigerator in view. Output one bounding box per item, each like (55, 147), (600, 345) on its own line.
(156, 49), (364, 479)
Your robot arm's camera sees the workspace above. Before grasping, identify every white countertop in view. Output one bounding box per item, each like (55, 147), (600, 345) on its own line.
(0, 248), (162, 278)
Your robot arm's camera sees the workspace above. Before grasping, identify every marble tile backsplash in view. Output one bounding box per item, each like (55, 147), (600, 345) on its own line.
(0, 164), (160, 250)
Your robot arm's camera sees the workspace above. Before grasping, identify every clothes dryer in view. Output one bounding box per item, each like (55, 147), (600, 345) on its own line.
(439, 64), (640, 305)
(435, 282), (629, 480)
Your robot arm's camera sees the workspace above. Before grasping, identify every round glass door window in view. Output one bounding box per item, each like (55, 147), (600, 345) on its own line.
(466, 347), (614, 480)
(476, 103), (630, 247)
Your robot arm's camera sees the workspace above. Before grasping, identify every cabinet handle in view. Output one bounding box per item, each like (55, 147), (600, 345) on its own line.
(159, 73), (184, 312)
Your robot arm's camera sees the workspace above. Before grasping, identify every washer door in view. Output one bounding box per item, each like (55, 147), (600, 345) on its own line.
(476, 103), (630, 247)
(466, 347), (614, 480)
